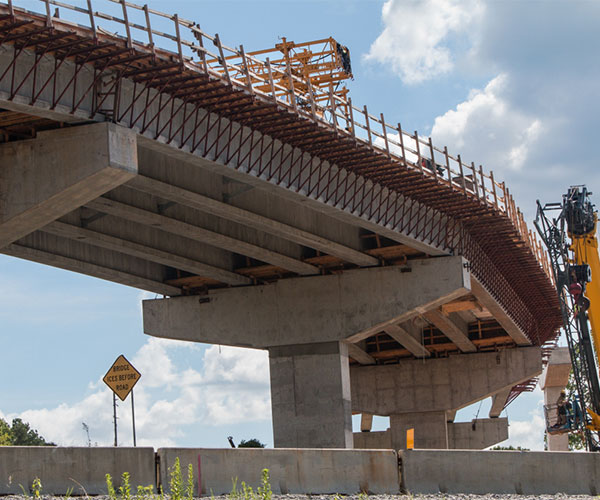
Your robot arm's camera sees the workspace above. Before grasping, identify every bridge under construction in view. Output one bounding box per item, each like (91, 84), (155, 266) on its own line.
(0, 0), (562, 450)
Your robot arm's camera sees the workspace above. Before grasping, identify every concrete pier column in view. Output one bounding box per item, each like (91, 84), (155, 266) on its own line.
(390, 411), (448, 449)
(268, 341), (353, 448)
(540, 347), (571, 451)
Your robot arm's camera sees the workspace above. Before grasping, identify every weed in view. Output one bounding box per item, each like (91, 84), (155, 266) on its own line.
(230, 477), (240, 500)
(241, 481), (254, 500)
(105, 474), (117, 500)
(118, 472), (132, 500)
(64, 486), (74, 500)
(19, 484), (29, 498)
(31, 477), (42, 500)
(186, 464), (194, 500)
(257, 469), (271, 500)
(136, 485), (155, 500)
(169, 457), (185, 500)
(358, 492), (369, 500)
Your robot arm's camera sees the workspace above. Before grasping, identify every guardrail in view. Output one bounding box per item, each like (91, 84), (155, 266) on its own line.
(1, 0), (551, 279)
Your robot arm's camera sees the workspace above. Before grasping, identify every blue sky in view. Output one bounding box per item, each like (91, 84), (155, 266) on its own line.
(3, 0), (600, 450)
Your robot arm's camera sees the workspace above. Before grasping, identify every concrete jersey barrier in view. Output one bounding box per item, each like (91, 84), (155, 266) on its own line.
(399, 449), (600, 495)
(3, 446), (600, 496)
(0, 446), (156, 495)
(157, 448), (400, 495)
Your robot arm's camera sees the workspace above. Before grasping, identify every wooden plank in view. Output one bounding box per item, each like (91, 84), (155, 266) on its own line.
(441, 298), (482, 315)
(361, 413), (374, 432)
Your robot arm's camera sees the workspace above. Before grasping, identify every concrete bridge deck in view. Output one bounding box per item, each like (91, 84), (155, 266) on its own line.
(0, 0), (562, 450)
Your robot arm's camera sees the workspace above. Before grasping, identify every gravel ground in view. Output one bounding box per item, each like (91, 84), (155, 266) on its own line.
(1, 495), (598, 500)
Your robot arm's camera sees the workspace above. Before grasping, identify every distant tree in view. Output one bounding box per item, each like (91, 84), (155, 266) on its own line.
(238, 438), (266, 448)
(490, 445), (529, 451)
(0, 419), (11, 446)
(6, 418), (55, 446)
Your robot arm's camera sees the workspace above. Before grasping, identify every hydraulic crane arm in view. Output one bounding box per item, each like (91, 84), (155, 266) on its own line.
(536, 186), (600, 450)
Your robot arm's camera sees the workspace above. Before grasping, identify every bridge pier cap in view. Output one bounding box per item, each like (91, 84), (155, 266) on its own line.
(143, 256), (469, 448)
(142, 255), (470, 348)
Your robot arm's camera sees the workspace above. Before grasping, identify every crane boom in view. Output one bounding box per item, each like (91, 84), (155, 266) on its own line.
(536, 186), (600, 450)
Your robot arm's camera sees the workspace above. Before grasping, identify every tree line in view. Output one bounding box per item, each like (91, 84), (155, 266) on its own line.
(0, 418), (55, 446)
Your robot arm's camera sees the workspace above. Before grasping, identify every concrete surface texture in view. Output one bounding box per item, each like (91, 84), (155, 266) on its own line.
(157, 448), (400, 495)
(0, 123), (137, 249)
(351, 347), (540, 449)
(0, 447), (155, 495)
(143, 256), (470, 449)
(351, 347), (542, 415)
(142, 256), (470, 348)
(269, 342), (353, 448)
(541, 347), (572, 451)
(399, 449), (600, 495)
(354, 418), (508, 450)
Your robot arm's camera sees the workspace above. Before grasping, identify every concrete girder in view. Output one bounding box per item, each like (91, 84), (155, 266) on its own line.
(0, 123), (136, 249)
(350, 347), (543, 415)
(126, 175), (378, 267)
(384, 323), (430, 358)
(41, 221), (251, 286)
(422, 309), (477, 353)
(541, 347), (571, 451)
(471, 277), (531, 346)
(85, 196), (318, 276)
(3, 243), (180, 296)
(489, 388), (511, 418)
(142, 256), (470, 348)
(345, 342), (376, 365)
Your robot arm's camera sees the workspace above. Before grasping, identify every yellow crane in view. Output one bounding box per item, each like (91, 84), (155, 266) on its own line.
(536, 186), (600, 450)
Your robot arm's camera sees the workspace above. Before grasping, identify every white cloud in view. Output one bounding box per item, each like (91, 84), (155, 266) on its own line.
(431, 74), (543, 171)
(365, 0), (484, 84)
(8, 341), (271, 447)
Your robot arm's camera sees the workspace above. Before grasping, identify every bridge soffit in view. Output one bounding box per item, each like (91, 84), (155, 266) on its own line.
(0, 45), (454, 257)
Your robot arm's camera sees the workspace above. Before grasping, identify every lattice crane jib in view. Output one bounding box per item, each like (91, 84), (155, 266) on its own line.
(535, 186), (600, 451)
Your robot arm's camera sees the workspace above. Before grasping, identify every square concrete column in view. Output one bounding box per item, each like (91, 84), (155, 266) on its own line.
(540, 347), (571, 451)
(268, 341), (353, 448)
(390, 411), (448, 449)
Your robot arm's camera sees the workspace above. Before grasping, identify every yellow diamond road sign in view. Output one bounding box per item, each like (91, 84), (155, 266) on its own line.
(103, 355), (141, 401)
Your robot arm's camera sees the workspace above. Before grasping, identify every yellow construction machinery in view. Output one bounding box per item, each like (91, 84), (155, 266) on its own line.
(536, 186), (600, 450)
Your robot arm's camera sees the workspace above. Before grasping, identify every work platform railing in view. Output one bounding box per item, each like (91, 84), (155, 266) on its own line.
(0, 0), (552, 281)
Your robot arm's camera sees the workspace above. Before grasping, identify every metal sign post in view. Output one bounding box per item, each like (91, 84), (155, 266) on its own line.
(103, 355), (141, 447)
(113, 392), (118, 447)
(131, 389), (136, 447)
